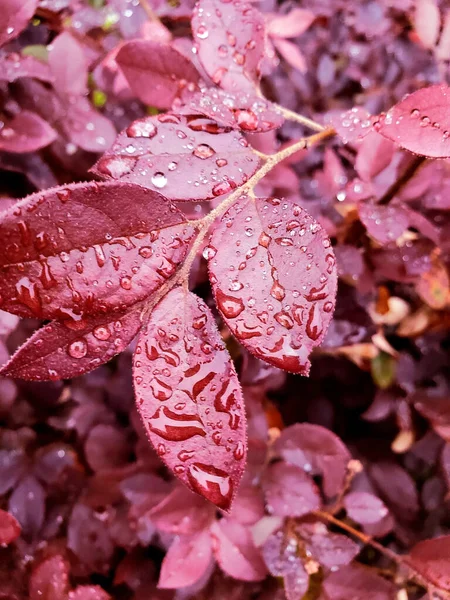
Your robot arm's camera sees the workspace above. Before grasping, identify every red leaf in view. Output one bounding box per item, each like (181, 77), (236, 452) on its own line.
(181, 89), (284, 133)
(323, 564), (397, 600)
(297, 522), (360, 570)
(327, 107), (373, 144)
(355, 132), (396, 181)
(267, 9), (315, 39)
(158, 529), (213, 589)
(48, 32), (88, 97)
(68, 586), (111, 600)
(148, 485), (215, 534)
(376, 85), (450, 158)
(133, 287), (246, 510)
(0, 0), (38, 47)
(61, 98), (116, 153)
(0, 111), (57, 153)
(211, 519), (267, 582)
(0, 307), (142, 381)
(344, 491), (389, 525)
(273, 423), (351, 498)
(116, 41), (201, 109)
(359, 201), (410, 244)
(92, 114), (261, 201)
(263, 462), (321, 517)
(29, 555), (69, 600)
(0, 181), (194, 319)
(0, 54), (53, 83)
(0, 508), (21, 544)
(409, 535), (450, 591)
(262, 529), (309, 600)
(208, 196), (337, 375)
(191, 0), (266, 92)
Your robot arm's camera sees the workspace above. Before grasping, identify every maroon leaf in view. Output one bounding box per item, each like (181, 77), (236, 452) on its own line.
(369, 462), (420, 522)
(408, 536), (450, 591)
(158, 529), (213, 589)
(296, 522), (360, 569)
(0, 54), (53, 83)
(262, 529), (309, 600)
(0, 111), (57, 153)
(323, 564), (397, 600)
(181, 89), (284, 133)
(208, 196), (337, 374)
(48, 32), (88, 97)
(273, 423), (351, 498)
(116, 41), (201, 109)
(376, 84), (450, 158)
(0, 508), (21, 544)
(191, 0), (266, 92)
(68, 586), (111, 600)
(85, 424), (130, 471)
(211, 519), (267, 581)
(133, 287), (246, 510)
(0, 181), (194, 319)
(61, 98), (116, 153)
(29, 555), (69, 600)
(0, 306), (142, 381)
(92, 114), (261, 201)
(8, 475), (45, 539)
(263, 462), (321, 517)
(0, 0), (38, 47)
(344, 491), (389, 525)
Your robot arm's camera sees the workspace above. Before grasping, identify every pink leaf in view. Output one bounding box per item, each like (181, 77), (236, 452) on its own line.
(191, 0), (266, 92)
(48, 32), (88, 97)
(116, 41), (201, 109)
(263, 462), (321, 517)
(297, 522), (360, 569)
(148, 485), (215, 534)
(158, 529), (213, 589)
(208, 196), (337, 375)
(323, 564), (397, 600)
(181, 88), (284, 132)
(272, 38), (307, 73)
(68, 586), (111, 600)
(0, 54), (53, 83)
(414, 0), (440, 49)
(0, 508), (21, 544)
(273, 423), (351, 498)
(376, 85), (450, 158)
(355, 132), (396, 181)
(61, 98), (116, 153)
(227, 485), (265, 525)
(409, 536), (450, 591)
(8, 475), (45, 539)
(211, 519), (267, 581)
(0, 0), (38, 47)
(0, 307), (142, 381)
(29, 555), (69, 600)
(359, 201), (410, 244)
(344, 491), (389, 525)
(267, 9), (315, 39)
(0, 181), (194, 319)
(0, 111), (57, 153)
(133, 287), (246, 511)
(327, 107), (373, 144)
(93, 114), (261, 201)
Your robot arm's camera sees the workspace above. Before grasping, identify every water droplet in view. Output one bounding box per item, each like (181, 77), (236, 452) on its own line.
(420, 116), (430, 128)
(96, 156), (137, 178)
(235, 109), (258, 131)
(197, 25), (209, 39)
(93, 325), (111, 341)
(151, 172), (167, 189)
(216, 289), (245, 318)
(148, 406), (206, 441)
(168, 161), (177, 171)
(410, 109), (420, 118)
(216, 158), (228, 168)
(187, 463), (233, 510)
(120, 277), (132, 290)
(270, 281), (286, 301)
(234, 441), (245, 460)
(193, 314), (207, 329)
(212, 431), (222, 445)
(126, 119), (157, 138)
(203, 245), (217, 260)
(193, 144), (215, 159)
(68, 338), (88, 359)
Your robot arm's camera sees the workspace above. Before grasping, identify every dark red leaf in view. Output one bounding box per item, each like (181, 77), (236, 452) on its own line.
(369, 462), (420, 522)
(376, 84), (450, 158)
(68, 586), (111, 600)
(344, 491), (389, 525)
(0, 181), (194, 319)
(296, 521), (360, 570)
(181, 89), (284, 132)
(211, 519), (267, 581)
(158, 529), (213, 589)
(408, 535), (450, 591)
(0, 0), (38, 47)
(116, 41), (201, 109)
(208, 196), (337, 375)
(191, 0), (266, 92)
(323, 564), (397, 600)
(273, 423), (351, 498)
(263, 462), (321, 517)
(8, 475), (45, 539)
(133, 287), (246, 510)
(0, 54), (53, 83)
(0, 508), (21, 544)
(0, 111), (57, 153)
(29, 555), (70, 600)
(92, 114), (261, 201)
(0, 306), (142, 381)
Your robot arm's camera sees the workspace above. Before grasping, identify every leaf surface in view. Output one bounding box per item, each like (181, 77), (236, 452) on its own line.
(0, 0), (38, 47)
(191, 0), (265, 92)
(0, 182), (194, 319)
(0, 54), (53, 83)
(323, 564), (397, 600)
(263, 462), (321, 517)
(48, 32), (88, 97)
(344, 492), (389, 525)
(29, 555), (69, 600)
(0, 111), (57, 153)
(133, 287), (246, 510)
(409, 535), (450, 591)
(158, 529), (213, 589)
(208, 196), (337, 374)
(93, 114), (261, 201)
(0, 508), (21, 544)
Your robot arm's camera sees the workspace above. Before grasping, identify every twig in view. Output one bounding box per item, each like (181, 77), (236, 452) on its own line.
(378, 155), (427, 206)
(275, 105), (327, 133)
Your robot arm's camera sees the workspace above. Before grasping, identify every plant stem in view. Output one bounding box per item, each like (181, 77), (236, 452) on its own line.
(378, 155), (427, 206)
(275, 105), (327, 133)
(138, 0), (159, 22)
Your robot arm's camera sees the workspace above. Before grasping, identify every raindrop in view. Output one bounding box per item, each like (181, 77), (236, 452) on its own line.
(93, 326), (111, 341)
(68, 338), (88, 359)
(151, 172), (167, 189)
(196, 25), (209, 39)
(193, 144), (215, 159)
(216, 289), (245, 318)
(203, 245), (217, 260)
(126, 119), (157, 138)
(216, 158), (228, 168)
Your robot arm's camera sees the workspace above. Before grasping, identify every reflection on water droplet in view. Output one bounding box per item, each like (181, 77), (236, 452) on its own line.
(193, 144), (215, 159)
(203, 245), (217, 260)
(187, 462), (233, 510)
(68, 338), (87, 359)
(151, 172), (167, 189)
(216, 289), (245, 318)
(126, 119), (157, 138)
(93, 325), (111, 341)
(197, 25), (209, 39)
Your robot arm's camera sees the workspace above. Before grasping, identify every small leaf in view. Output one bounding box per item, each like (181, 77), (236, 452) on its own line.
(29, 555), (69, 600)
(0, 111), (57, 153)
(414, 0), (440, 49)
(93, 114), (261, 201)
(416, 258), (450, 310)
(191, 0), (265, 92)
(0, 181), (194, 319)
(263, 462), (321, 517)
(0, 0), (38, 48)
(327, 107), (373, 144)
(355, 132), (395, 181)
(0, 509), (21, 544)
(48, 32), (88, 97)
(359, 201), (410, 244)
(158, 529), (213, 589)
(8, 475), (45, 539)
(0, 306), (142, 381)
(409, 536), (450, 591)
(371, 351), (396, 389)
(0, 54), (53, 83)
(133, 287), (246, 511)
(211, 519), (267, 582)
(376, 84), (450, 158)
(116, 41), (201, 109)
(344, 491), (389, 525)
(148, 485), (215, 534)
(296, 521), (360, 569)
(323, 564), (397, 600)
(208, 196), (337, 374)
(267, 8), (315, 39)
(61, 98), (116, 153)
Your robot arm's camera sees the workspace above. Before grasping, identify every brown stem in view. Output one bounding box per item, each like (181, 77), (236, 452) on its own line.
(378, 155), (427, 206)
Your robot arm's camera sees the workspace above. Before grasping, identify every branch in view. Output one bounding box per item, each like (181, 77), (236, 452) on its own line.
(378, 155), (427, 206)
(275, 105), (327, 133)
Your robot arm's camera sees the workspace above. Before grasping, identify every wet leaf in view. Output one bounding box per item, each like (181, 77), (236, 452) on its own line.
(29, 555), (69, 600)
(0, 0), (38, 47)
(263, 462), (321, 517)
(296, 521), (360, 569)
(0, 111), (57, 153)
(376, 84), (450, 158)
(327, 107), (373, 144)
(0, 508), (21, 544)
(0, 181), (194, 319)
(359, 201), (410, 244)
(116, 41), (201, 109)
(158, 529), (213, 589)
(409, 536), (450, 591)
(344, 492), (389, 525)
(133, 287), (246, 511)
(0, 54), (53, 83)
(323, 564), (397, 600)
(148, 485), (215, 534)
(191, 0), (266, 92)
(68, 586), (111, 600)
(208, 196), (337, 374)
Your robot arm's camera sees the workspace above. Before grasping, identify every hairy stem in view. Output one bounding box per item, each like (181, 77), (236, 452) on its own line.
(276, 105), (327, 133)
(378, 155), (427, 206)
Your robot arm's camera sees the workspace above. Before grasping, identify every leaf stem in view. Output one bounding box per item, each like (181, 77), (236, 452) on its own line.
(378, 155), (427, 206)
(138, 0), (159, 22)
(275, 105), (327, 132)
